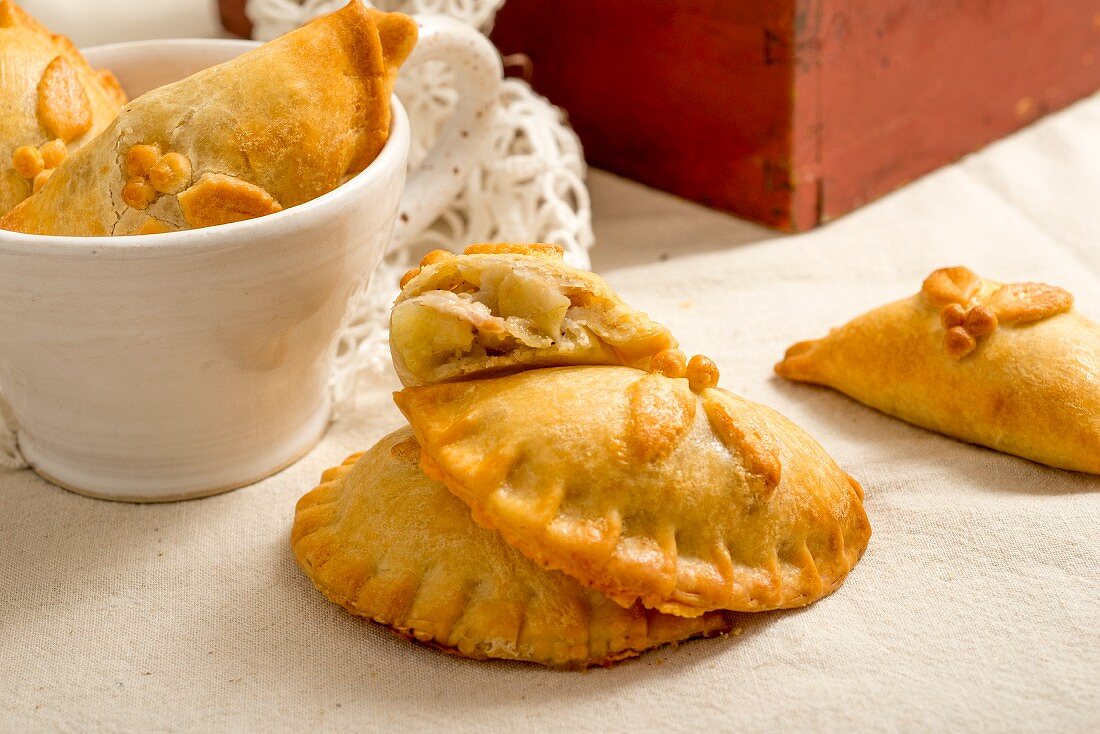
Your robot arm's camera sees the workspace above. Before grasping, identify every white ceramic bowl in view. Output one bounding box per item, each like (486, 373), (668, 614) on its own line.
(0, 21), (500, 501)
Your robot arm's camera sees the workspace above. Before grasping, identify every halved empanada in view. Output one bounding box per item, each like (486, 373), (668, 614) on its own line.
(0, 0), (125, 215)
(393, 358), (870, 617)
(292, 428), (735, 668)
(390, 244), (677, 386)
(776, 266), (1100, 474)
(0, 0), (415, 235)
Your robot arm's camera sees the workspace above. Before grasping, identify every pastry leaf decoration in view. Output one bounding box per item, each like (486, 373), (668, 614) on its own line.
(921, 267), (1073, 359)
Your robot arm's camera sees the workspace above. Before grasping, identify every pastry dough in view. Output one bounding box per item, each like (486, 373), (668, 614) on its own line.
(394, 359), (870, 617)
(292, 428), (735, 668)
(776, 266), (1100, 474)
(0, 0), (125, 215)
(0, 0), (415, 235)
(391, 244), (677, 386)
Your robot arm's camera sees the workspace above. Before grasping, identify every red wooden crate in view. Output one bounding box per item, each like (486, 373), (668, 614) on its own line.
(492, 0), (1100, 231)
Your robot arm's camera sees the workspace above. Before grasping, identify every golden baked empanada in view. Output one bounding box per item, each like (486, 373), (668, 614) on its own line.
(0, 0), (415, 235)
(0, 0), (125, 215)
(292, 428), (735, 668)
(776, 266), (1100, 474)
(390, 244), (677, 386)
(394, 359), (870, 617)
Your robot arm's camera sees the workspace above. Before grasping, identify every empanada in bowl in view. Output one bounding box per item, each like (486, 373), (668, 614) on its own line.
(291, 428), (735, 668)
(776, 266), (1100, 474)
(0, 0), (125, 215)
(394, 357), (870, 618)
(0, 0), (416, 235)
(390, 244), (677, 386)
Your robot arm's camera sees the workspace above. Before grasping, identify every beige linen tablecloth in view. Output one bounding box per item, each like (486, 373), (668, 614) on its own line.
(3, 83), (1099, 730)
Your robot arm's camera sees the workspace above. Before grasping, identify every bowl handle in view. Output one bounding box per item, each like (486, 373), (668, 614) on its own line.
(389, 14), (502, 248)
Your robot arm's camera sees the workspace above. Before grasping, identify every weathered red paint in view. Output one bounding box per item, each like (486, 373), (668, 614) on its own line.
(492, 0), (1100, 231)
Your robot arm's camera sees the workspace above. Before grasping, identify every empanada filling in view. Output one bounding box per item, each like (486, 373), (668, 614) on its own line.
(392, 263), (623, 380)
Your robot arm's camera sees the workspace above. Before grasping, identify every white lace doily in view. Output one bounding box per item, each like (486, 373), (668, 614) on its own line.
(0, 0), (594, 469)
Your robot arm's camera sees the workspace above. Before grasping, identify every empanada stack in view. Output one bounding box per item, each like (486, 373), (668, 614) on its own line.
(293, 244), (871, 668)
(293, 428), (735, 668)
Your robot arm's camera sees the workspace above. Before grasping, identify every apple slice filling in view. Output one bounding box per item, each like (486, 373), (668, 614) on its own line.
(391, 264), (618, 381)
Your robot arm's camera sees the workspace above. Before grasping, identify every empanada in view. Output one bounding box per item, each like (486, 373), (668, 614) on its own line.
(394, 357), (870, 617)
(776, 266), (1100, 474)
(0, 0), (415, 235)
(391, 244), (677, 386)
(0, 0), (125, 215)
(292, 428), (735, 668)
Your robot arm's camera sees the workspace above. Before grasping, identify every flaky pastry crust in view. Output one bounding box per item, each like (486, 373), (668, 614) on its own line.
(394, 363), (870, 617)
(291, 428), (735, 668)
(776, 266), (1100, 473)
(0, 0), (125, 215)
(390, 244), (677, 386)
(0, 0), (415, 235)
